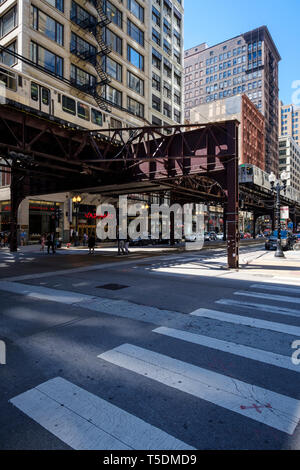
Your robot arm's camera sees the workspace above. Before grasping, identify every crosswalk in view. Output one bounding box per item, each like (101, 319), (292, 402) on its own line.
(8, 280), (300, 448)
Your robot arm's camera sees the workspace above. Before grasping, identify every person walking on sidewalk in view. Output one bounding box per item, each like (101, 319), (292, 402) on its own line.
(47, 232), (56, 254)
(40, 233), (46, 252)
(88, 232), (96, 255)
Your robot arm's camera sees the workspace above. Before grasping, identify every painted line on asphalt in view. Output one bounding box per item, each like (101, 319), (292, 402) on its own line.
(153, 327), (300, 373)
(234, 291), (300, 305)
(216, 299), (300, 318)
(250, 284), (300, 295)
(10, 377), (194, 450)
(190, 308), (300, 337)
(98, 344), (300, 435)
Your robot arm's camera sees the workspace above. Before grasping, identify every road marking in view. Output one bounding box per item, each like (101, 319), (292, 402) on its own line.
(250, 284), (300, 295)
(216, 299), (300, 318)
(10, 377), (193, 450)
(153, 327), (300, 373)
(98, 344), (300, 435)
(190, 308), (300, 336)
(234, 291), (300, 305)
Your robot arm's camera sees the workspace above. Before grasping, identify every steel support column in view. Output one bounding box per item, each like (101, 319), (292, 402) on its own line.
(10, 169), (28, 252)
(226, 130), (239, 269)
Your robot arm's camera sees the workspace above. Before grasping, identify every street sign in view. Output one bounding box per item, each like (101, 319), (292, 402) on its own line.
(280, 206), (289, 220)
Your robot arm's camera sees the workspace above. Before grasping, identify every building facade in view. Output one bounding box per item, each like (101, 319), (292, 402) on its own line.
(150, 0), (184, 127)
(279, 102), (300, 145)
(190, 94), (265, 170)
(0, 0), (184, 242)
(184, 26), (280, 175)
(279, 136), (300, 192)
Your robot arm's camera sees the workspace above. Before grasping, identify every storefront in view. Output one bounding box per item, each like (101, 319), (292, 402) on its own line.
(0, 201), (10, 233)
(29, 200), (64, 243)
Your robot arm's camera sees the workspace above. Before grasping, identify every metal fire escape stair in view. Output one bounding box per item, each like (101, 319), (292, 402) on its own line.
(80, 0), (112, 112)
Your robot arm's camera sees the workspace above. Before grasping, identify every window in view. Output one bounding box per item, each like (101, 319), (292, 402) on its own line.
(70, 33), (96, 61)
(127, 70), (144, 95)
(127, 45), (144, 70)
(152, 28), (161, 46)
(174, 109), (181, 123)
(128, 0), (144, 22)
(77, 102), (90, 121)
(152, 72), (161, 91)
(102, 56), (122, 82)
(0, 41), (16, 66)
(104, 29), (122, 55)
(0, 6), (17, 38)
(70, 64), (96, 89)
(30, 42), (63, 77)
(152, 7), (160, 26)
(102, 85), (122, 107)
(62, 95), (76, 115)
(71, 1), (96, 28)
(91, 108), (103, 126)
(45, 0), (64, 12)
(42, 87), (50, 105)
(31, 6), (64, 46)
(163, 102), (171, 118)
(104, 0), (122, 28)
(127, 96), (144, 117)
(127, 19), (144, 46)
(0, 66), (17, 90)
(152, 94), (161, 112)
(31, 83), (39, 101)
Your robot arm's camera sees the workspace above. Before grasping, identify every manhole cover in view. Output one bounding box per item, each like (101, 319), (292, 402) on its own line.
(97, 284), (129, 290)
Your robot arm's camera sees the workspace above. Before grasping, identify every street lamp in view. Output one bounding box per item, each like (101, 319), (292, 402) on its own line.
(269, 171), (288, 258)
(72, 195), (82, 244)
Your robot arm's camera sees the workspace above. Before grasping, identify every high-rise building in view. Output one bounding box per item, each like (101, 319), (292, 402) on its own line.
(150, 0), (184, 128)
(279, 136), (300, 192)
(184, 26), (281, 175)
(190, 94), (265, 170)
(0, 0), (184, 128)
(279, 102), (300, 145)
(0, 0), (184, 243)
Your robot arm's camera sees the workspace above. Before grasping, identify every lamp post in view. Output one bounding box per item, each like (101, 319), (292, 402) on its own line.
(72, 195), (82, 245)
(269, 171), (288, 258)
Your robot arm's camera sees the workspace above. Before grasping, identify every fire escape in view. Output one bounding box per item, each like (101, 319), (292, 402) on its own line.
(71, 0), (112, 112)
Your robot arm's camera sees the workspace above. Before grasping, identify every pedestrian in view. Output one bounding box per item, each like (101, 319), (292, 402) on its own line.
(124, 235), (130, 255)
(40, 233), (46, 252)
(118, 239), (125, 255)
(88, 232), (96, 254)
(83, 232), (88, 247)
(47, 232), (55, 254)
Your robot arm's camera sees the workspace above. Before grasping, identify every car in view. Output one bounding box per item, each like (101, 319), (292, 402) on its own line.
(243, 232), (252, 239)
(265, 230), (296, 251)
(209, 232), (217, 241)
(216, 232), (224, 240)
(204, 232), (210, 241)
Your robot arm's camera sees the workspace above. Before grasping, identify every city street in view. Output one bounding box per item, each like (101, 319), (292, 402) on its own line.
(0, 243), (299, 450)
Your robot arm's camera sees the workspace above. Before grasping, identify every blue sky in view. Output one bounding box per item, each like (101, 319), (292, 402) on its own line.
(184, 0), (300, 104)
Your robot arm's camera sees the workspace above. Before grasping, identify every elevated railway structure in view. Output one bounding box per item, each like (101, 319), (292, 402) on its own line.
(0, 102), (299, 268)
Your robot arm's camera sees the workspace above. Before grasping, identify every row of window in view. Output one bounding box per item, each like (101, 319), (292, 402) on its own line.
(152, 94), (181, 122)
(101, 84), (144, 117)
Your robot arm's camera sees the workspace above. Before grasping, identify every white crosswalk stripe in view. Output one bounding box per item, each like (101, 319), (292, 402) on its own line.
(191, 308), (300, 336)
(234, 291), (300, 305)
(250, 284), (300, 295)
(216, 298), (300, 318)
(10, 377), (194, 450)
(98, 344), (300, 435)
(153, 327), (300, 373)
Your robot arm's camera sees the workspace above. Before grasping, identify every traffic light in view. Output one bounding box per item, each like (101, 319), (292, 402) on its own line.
(55, 207), (63, 221)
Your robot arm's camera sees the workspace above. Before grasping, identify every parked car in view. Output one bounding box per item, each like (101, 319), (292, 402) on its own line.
(216, 232), (224, 240)
(265, 230), (296, 251)
(209, 232), (217, 241)
(243, 232), (252, 239)
(204, 232), (210, 241)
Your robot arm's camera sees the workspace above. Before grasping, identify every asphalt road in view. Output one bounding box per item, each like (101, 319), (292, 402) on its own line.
(0, 245), (299, 450)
